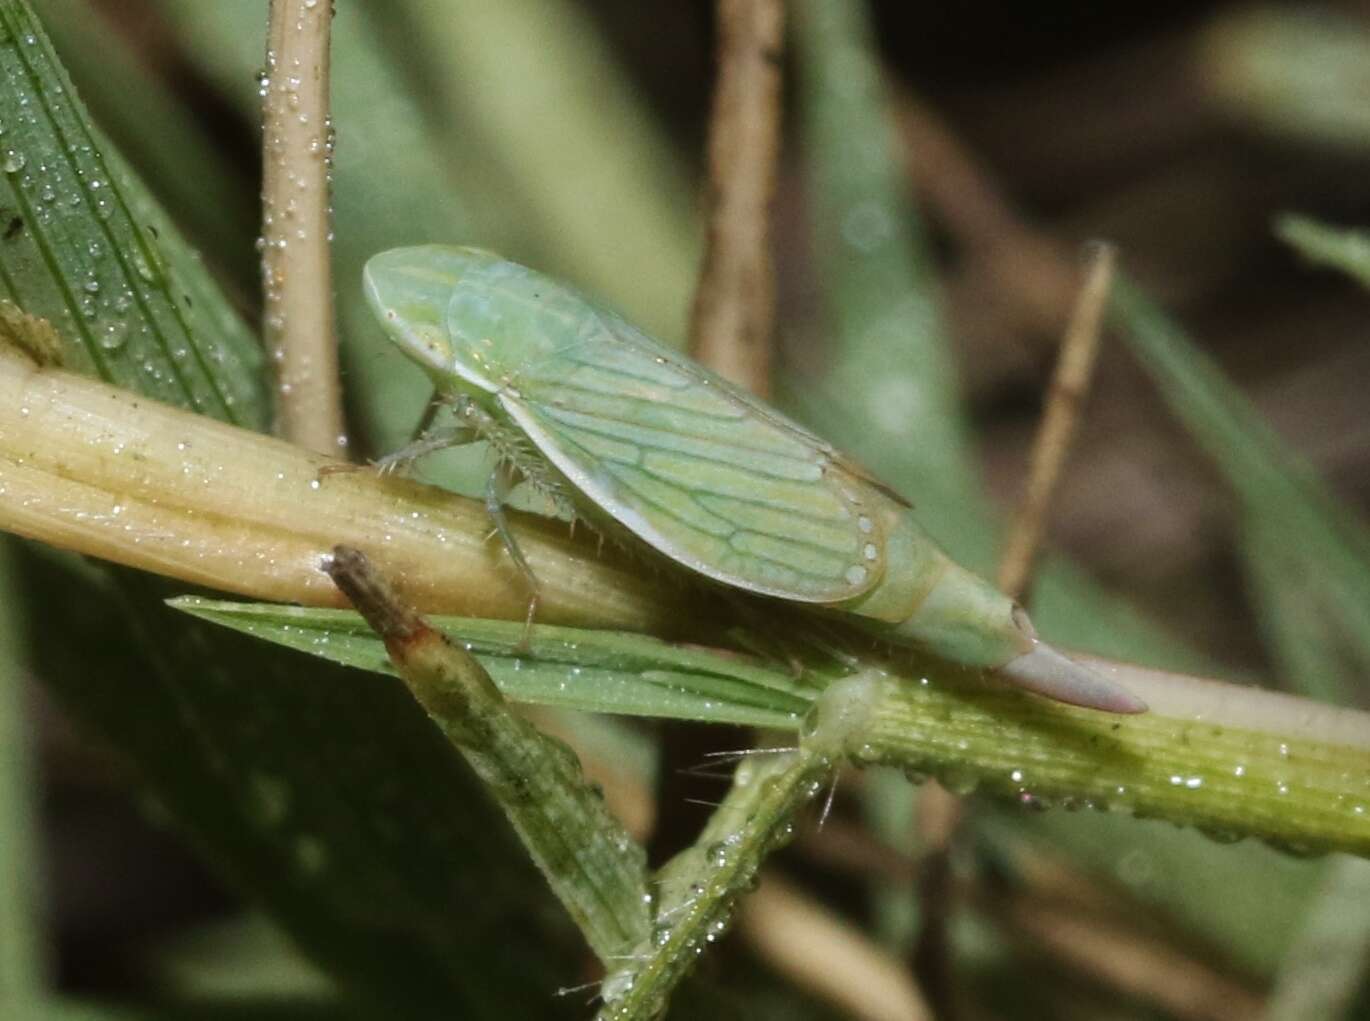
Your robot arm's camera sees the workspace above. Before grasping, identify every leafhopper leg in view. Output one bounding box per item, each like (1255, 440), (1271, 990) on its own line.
(484, 460), (541, 647)
(371, 424), (477, 476)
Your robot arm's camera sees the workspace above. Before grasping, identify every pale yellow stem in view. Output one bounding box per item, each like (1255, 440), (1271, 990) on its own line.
(0, 348), (677, 632)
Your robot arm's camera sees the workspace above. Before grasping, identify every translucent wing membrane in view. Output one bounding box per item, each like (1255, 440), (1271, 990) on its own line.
(497, 303), (889, 602)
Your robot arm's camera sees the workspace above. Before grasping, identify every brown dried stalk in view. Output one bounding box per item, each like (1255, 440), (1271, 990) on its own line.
(688, 0), (785, 395)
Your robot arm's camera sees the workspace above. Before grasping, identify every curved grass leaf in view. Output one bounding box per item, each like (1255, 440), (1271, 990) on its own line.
(171, 597), (812, 728)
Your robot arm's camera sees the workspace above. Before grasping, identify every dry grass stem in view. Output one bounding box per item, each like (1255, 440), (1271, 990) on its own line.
(738, 875), (932, 1021)
(906, 248), (1116, 1004)
(997, 243), (1117, 602)
(983, 885), (1263, 1021)
(261, 0), (347, 455)
(687, 0), (785, 395)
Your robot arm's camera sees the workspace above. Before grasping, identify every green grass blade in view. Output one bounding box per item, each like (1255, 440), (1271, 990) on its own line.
(1113, 278), (1370, 704)
(363, 0), (699, 345)
(0, 1), (266, 428)
(37, 2), (257, 290)
(1277, 213), (1370, 289)
(171, 598), (813, 728)
(600, 745), (835, 1019)
(174, 596), (1370, 858)
(0, 540), (44, 1006)
(790, 0), (976, 507)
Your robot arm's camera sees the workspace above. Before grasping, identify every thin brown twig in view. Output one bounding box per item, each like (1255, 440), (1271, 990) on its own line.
(892, 88), (1268, 1020)
(261, 0), (347, 456)
(908, 247), (1114, 1012)
(997, 243), (1117, 602)
(687, 0), (785, 395)
(900, 115), (1116, 1012)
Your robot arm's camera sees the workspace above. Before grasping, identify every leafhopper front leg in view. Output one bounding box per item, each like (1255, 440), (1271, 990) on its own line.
(371, 424), (478, 476)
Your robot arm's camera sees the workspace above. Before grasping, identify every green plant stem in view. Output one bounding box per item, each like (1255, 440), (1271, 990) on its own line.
(324, 546), (651, 963)
(858, 666), (1370, 856)
(598, 749), (833, 1020)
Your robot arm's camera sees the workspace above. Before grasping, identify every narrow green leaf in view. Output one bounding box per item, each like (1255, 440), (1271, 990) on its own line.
(171, 597), (813, 728)
(175, 594), (1370, 858)
(1276, 213), (1370, 289)
(790, 0), (974, 504)
(1113, 278), (1370, 704)
(0, 1), (266, 427)
(38, 1), (257, 290)
(0, 540), (44, 1005)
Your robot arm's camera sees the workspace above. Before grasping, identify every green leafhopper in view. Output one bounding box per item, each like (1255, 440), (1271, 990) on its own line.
(363, 246), (1145, 714)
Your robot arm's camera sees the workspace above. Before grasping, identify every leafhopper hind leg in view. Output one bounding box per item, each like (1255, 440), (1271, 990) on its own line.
(483, 459), (540, 648)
